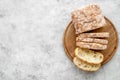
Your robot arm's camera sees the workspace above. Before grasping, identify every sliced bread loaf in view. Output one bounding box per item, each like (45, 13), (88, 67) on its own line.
(72, 4), (106, 34)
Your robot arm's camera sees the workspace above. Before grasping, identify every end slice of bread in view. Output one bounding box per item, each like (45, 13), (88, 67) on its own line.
(73, 57), (101, 71)
(75, 48), (104, 64)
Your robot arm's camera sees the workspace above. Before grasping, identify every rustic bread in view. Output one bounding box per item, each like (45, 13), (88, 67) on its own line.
(72, 4), (106, 34)
(76, 37), (108, 44)
(78, 32), (109, 38)
(73, 57), (101, 71)
(76, 42), (107, 50)
(75, 48), (104, 64)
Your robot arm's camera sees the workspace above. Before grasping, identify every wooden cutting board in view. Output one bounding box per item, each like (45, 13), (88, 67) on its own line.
(63, 17), (118, 65)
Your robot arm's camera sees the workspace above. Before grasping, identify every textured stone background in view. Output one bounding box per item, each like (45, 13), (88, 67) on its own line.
(0, 0), (120, 80)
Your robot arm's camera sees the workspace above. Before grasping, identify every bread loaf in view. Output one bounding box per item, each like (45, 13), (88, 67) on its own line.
(72, 4), (106, 34)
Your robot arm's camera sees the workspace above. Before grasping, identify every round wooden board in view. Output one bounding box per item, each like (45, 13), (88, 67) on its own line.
(63, 17), (118, 65)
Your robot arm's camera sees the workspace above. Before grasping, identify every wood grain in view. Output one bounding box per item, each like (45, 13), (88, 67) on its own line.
(63, 17), (118, 65)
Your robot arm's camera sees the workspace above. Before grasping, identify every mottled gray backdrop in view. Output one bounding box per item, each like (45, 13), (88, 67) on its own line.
(0, 0), (119, 80)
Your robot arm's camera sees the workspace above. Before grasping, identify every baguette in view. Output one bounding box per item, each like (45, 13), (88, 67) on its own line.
(75, 48), (104, 64)
(78, 32), (109, 38)
(72, 4), (106, 34)
(76, 42), (107, 50)
(73, 57), (101, 71)
(76, 37), (108, 44)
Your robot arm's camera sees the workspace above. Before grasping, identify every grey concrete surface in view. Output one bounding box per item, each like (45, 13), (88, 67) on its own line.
(0, 0), (120, 80)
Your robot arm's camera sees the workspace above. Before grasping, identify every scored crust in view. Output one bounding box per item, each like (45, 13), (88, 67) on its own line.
(76, 37), (108, 44)
(76, 42), (107, 50)
(75, 48), (104, 64)
(73, 57), (101, 71)
(72, 4), (106, 34)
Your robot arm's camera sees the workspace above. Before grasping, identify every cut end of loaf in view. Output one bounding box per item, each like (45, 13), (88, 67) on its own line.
(75, 48), (104, 64)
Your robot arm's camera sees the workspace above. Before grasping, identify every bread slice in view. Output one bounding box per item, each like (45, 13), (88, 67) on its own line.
(76, 37), (108, 44)
(76, 42), (107, 50)
(72, 4), (106, 34)
(78, 32), (109, 38)
(73, 57), (101, 71)
(75, 48), (104, 64)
